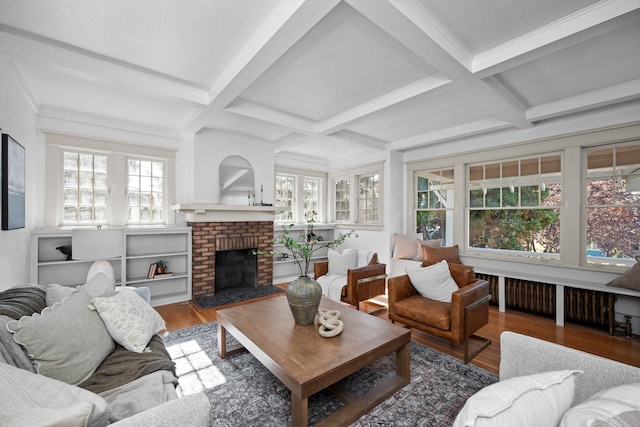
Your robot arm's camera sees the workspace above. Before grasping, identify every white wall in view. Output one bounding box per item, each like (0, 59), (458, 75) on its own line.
(0, 61), (39, 290)
(192, 132), (275, 204)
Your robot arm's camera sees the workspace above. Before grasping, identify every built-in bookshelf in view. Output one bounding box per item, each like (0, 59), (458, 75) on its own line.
(31, 227), (192, 306)
(272, 224), (335, 283)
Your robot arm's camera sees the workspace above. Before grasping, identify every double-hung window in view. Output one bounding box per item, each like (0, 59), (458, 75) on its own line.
(63, 151), (109, 224)
(585, 143), (640, 266)
(467, 154), (562, 258)
(275, 170), (325, 223)
(46, 134), (174, 227)
(127, 159), (165, 224)
(330, 163), (383, 227)
(415, 168), (454, 244)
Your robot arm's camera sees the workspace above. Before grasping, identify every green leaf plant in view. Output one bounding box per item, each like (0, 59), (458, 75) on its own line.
(256, 211), (358, 278)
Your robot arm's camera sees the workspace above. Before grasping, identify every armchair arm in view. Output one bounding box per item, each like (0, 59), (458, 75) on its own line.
(388, 274), (419, 315)
(450, 279), (490, 343)
(343, 263), (387, 303)
(313, 261), (329, 280)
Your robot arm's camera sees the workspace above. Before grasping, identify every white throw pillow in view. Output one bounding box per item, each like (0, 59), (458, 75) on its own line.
(454, 370), (582, 427)
(89, 290), (167, 352)
(327, 248), (358, 276)
(560, 382), (640, 427)
(0, 362), (112, 427)
(80, 272), (116, 299)
(406, 260), (459, 303)
(357, 250), (374, 267)
(7, 289), (115, 385)
(392, 233), (422, 259)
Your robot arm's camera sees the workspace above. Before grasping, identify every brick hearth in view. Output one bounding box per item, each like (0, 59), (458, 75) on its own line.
(189, 221), (274, 299)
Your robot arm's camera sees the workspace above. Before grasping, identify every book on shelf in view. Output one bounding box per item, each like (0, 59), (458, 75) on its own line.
(154, 272), (174, 278)
(147, 263), (157, 279)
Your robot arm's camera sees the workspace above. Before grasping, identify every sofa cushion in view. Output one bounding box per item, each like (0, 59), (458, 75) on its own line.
(7, 289), (115, 385)
(560, 382), (640, 427)
(327, 248), (358, 275)
(0, 360), (112, 427)
(421, 244), (462, 265)
(392, 233), (442, 260)
(406, 260), (459, 303)
(607, 258), (640, 291)
(392, 294), (451, 331)
(454, 370), (581, 427)
(90, 290), (167, 353)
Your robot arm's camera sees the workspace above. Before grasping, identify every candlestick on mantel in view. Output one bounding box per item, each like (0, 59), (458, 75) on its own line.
(260, 184), (263, 204)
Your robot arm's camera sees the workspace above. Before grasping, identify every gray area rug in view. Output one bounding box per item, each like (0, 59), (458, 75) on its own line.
(194, 285), (284, 309)
(163, 321), (497, 426)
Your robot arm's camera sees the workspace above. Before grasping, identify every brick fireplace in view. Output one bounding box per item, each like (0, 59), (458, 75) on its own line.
(189, 220), (274, 299)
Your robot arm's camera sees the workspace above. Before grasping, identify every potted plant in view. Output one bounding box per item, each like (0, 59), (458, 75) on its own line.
(155, 260), (168, 275)
(258, 212), (357, 325)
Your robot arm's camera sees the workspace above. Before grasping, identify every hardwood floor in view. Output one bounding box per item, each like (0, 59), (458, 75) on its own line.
(155, 287), (640, 375)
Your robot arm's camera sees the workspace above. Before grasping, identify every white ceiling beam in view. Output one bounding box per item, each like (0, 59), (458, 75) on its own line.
(353, 0), (532, 131)
(317, 73), (452, 134)
(526, 78), (640, 122)
(390, 118), (512, 151)
(328, 130), (388, 151)
(0, 30), (209, 106)
(473, 0), (640, 78)
(180, 0), (341, 137)
(225, 98), (317, 134)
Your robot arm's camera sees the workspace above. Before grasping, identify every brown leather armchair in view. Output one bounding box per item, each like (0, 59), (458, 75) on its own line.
(388, 261), (491, 363)
(314, 253), (386, 310)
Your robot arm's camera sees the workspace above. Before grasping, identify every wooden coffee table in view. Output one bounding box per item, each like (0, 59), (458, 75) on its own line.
(217, 296), (411, 427)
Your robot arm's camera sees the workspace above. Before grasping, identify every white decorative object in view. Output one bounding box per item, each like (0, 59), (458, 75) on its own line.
(317, 309), (344, 337)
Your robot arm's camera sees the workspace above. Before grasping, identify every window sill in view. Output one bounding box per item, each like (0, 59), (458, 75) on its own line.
(335, 223), (384, 232)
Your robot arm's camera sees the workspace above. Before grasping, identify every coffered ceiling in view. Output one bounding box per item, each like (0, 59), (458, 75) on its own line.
(1, 0), (639, 165)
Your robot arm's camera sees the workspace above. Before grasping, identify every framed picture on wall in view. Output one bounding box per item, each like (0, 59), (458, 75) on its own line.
(2, 133), (26, 230)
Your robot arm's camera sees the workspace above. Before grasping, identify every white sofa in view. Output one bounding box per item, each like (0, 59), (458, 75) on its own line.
(455, 331), (640, 426)
(0, 284), (211, 426)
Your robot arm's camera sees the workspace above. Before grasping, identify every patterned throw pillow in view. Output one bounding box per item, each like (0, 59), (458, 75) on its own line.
(89, 290), (167, 353)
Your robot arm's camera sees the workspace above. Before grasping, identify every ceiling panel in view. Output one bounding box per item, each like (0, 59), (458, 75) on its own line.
(21, 63), (196, 130)
(0, 0), (280, 87)
(346, 85), (492, 141)
(497, 22), (640, 106)
(205, 110), (293, 143)
(239, 2), (436, 121)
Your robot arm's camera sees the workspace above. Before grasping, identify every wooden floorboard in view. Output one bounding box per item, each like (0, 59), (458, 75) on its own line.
(155, 286), (640, 376)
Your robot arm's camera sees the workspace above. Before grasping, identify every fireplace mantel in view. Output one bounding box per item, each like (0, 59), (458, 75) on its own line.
(171, 203), (288, 222)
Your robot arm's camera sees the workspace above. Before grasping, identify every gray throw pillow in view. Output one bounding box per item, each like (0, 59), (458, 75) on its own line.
(7, 289), (115, 385)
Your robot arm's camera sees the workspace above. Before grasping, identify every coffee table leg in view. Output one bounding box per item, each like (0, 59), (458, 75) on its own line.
(218, 322), (227, 358)
(291, 395), (309, 427)
(396, 342), (410, 381)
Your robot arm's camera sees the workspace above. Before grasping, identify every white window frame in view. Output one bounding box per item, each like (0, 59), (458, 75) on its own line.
(584, 141), (640, 268)
(44, 133), (175, 228)
(125, 157), (167, 225)
(466, 153), (562, 261)
(274, 167), (327, 224)
(329, 162), (384, 229)
(414, 168), (455, 245)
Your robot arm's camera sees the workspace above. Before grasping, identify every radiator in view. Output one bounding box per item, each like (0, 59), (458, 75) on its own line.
(474, 273), (615, 330)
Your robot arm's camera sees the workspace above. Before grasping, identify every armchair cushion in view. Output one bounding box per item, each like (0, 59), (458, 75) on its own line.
(406, 260), (459, 303)
(392, 233), (442, 260)
(392, 295), (451, 330)
(421, 244), (462, 265)
(327, 248), (358, 275)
